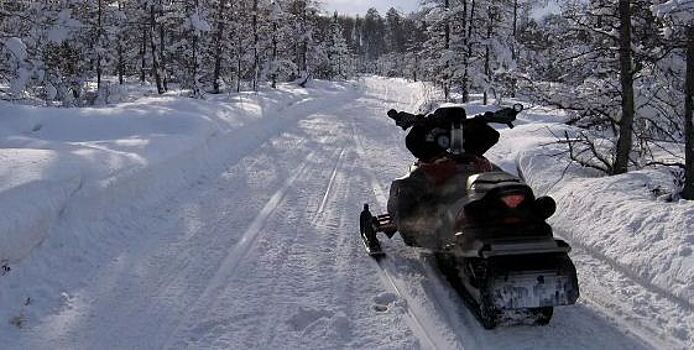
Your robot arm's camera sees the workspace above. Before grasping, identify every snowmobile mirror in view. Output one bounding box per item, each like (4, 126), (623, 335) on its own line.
(535, 196), (556, 220)
(478, 108), (516, 129)
(387, 109), (398, 119)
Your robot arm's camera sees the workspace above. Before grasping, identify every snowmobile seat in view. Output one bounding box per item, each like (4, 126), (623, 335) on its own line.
(455, 171), (555, 243)
(463, 172), (531, 205)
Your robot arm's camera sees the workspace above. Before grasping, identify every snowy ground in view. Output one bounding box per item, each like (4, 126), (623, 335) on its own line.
(1, 77), (691, 349)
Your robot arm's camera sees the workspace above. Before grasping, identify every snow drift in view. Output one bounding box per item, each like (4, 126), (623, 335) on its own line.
(483, 105), (694, 308)
(0, 82), (350, 266)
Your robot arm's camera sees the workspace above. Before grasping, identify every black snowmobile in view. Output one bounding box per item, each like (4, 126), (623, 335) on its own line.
(359, 105), (579, 329)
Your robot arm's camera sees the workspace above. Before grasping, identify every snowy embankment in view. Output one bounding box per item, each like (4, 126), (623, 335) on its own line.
(520, 142), (693, 304)
(0, 82), (349, 266)
(479, 102), (693, 344)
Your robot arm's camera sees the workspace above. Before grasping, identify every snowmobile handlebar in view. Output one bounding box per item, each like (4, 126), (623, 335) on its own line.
(387, 104), (523, 130)
(477, 104), (523, 129)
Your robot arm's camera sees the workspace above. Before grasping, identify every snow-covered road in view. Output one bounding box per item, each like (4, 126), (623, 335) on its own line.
(2, 78), (688, 349)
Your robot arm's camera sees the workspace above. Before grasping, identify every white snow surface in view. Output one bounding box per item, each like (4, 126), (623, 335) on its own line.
(652, 0), (694, 24)
(0, 77), (691, 349)
(4, 37), (27, 61)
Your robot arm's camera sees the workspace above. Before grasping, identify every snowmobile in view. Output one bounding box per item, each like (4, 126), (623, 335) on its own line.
(359, 105), (579, 329)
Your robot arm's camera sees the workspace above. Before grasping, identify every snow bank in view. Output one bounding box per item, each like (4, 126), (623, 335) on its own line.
(481, 103), (694, 308)
(0, 82), (346, 266)
(518, 143), (694, 305)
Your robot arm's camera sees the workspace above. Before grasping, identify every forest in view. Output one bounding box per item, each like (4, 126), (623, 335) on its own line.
(1, 0), (693, 192)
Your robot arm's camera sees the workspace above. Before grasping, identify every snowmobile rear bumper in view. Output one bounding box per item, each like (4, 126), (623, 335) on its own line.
(457, 237), (571, 258)
(485, 253), (579, 310)
(480, 239), (571, 258)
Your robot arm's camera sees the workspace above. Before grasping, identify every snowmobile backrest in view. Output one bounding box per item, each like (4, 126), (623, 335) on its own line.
(458, 171), (548, 230)
(462, 172), (535, 217)
(466, 172), (525, 194)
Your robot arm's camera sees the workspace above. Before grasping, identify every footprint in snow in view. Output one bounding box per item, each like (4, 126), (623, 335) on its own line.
(287, 305), (334, 332)
(372, 292), (398, 312)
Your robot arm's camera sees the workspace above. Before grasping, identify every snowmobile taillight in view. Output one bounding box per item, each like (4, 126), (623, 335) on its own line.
(501, 194), (526, 208)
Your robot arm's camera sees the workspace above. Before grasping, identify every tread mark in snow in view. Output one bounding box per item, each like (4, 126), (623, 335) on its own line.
(350, 119), (461, 350)
(569, 247), (691, 350)
(312, 148), (345, 223)
(206, 152), (315, 286)
(164, 152), (315, 349)
(376, 258), (448, 350)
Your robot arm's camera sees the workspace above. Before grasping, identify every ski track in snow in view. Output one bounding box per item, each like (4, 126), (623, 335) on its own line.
(2, 77), (689, 349)
(162, 150), (316, 349)
(312, 148), (346, 224)
(351, 118), (456, 350)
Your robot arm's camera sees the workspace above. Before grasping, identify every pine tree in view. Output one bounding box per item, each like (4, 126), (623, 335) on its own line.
(326, 12), (351, 79)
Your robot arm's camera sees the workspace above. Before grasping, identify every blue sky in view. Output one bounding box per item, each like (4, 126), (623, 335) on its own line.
(320, 0), (561, 18)
(320, 0), (420, 16)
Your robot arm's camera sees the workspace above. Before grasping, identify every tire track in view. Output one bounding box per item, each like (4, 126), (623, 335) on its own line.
(569, 247), (690, 350)
(254, 146), (345, 347)
(164, 152), (316, 350)
(201, 151), (316, 289)
(312, 148), (346, 224)
(349, 118), (461, 350)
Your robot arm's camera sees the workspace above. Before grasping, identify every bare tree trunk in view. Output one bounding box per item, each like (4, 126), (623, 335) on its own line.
(237, 39), (242, 93)
(117, 2), (125, 85)
(512, 0), (517, 38)
(300, 5), (308, 77)
(96, 0), (102, 90)
(301, 39), (308, 75)
(683, 27), (694, 199)
(191, 0), (201, 97)
(212, 0), (228, 94)
(295, 43), (300, 77)
(117, 46), (124, 85)
(483, 6), (493, 105)
(271, 20), (278, 88)
(192, 33), (199, 96)
(614, 0), (635, 174)
(252, 0), (259, 91)
(443, 3), (451, 96)
(159, 7), (168, 92)
(149, 5), (164, 94)
(510, 0), (518, 98)
(140, 23), (147, 83)
(462, 0), (476, 103)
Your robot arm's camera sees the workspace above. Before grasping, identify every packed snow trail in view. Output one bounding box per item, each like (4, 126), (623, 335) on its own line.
(1, 78), (686, 349)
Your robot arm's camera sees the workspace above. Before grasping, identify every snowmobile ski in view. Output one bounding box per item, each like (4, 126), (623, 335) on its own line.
(362, 238), (385, 258)
(359, 204), (387, 258)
